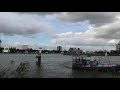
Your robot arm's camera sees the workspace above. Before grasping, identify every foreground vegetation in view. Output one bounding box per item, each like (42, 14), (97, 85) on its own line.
(0, 61), (30, 78)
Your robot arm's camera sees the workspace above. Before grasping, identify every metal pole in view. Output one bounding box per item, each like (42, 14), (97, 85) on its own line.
(37, 53), (41, 65)
(36, 48), (42, 65)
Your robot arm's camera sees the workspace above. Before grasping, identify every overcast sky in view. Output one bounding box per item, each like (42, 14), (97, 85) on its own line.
(0, 12), (120, 51)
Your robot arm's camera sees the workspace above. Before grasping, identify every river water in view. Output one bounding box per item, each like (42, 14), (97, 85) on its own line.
(0, 54), (120, 78)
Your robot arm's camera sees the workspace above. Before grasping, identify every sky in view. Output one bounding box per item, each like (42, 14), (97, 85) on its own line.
(0, 12), (120, 51)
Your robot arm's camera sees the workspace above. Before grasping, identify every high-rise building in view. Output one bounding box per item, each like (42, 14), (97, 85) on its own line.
(0, 40), (1, 48)
(22, 45), (28, 50)
(116, 41), (120, 51)
(0, 33), (2, 48)
(69, 47), (83, 54)
(69, 48), (77, 54)
(57, 46), (62, 52)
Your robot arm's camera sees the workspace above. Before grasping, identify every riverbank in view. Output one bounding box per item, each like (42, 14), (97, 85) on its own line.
(0, 53), (37, 54)
(62, 53), (120, 56)
(0, 53), (62, 54)
(1, 53), (120, 56)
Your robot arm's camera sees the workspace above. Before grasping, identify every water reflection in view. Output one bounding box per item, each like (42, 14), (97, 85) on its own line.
(34, 64), (43, 78)
(70, 69), (117, 78)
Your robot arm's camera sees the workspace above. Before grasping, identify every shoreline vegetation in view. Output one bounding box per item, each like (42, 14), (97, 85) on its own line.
(1, 47), (120, 56)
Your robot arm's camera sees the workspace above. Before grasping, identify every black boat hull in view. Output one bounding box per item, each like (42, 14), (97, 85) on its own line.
(72, 65), (120, 72)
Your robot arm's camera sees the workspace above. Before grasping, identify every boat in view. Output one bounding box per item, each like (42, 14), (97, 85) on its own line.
(72, 54), (120, 72)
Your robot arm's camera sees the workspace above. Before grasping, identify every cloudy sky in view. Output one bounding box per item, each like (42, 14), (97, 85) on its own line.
(0, 12), (120, 51)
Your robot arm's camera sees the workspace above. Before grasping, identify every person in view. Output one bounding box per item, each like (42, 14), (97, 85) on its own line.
(73, 57), (75, 62)
(82, 57), (83, 60)
(75, 57), (77, 64)
(78, 57), (80, 61)
(77, 56), (79, 60)
(79, 59), (83, 65)
(76, 57), (79, 63)
(93, 60), (98, 67)
(79, 60), (82, 67)
(90, 61), (93, 67)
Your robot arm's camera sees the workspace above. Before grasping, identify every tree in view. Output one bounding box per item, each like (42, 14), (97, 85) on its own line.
(0, 47), (4, 53)
(9, 48), (17, 53)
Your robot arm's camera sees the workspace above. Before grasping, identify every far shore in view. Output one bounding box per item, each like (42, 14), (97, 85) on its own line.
(0, 53), (120, 56)
(0, 53), (62, 54)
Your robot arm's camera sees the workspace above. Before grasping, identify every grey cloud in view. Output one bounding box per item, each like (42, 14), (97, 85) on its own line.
(93, 20), (120, 39)
(0, 12), (53, 36)
(57, 12), (120, 26)
(50, 29), (117, 50)
(14, 12), (120, 27)
(17, 12), (61, 15)
(56, 12), (120, 40)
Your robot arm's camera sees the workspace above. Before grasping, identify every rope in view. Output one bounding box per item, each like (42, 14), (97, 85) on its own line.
(102, 42), (118, 78)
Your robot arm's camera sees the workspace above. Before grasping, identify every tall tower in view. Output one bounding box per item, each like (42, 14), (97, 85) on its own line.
(0, 33), (1, 48)
(116, 41), (120, 51)
(57, 46), (62, 52)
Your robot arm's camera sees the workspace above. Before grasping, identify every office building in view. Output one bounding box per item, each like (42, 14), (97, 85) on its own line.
(0, 40), (1, 48)
(69, 47), (83, 54)
(0, 33), (2, 48)
(116, 41), (120, 51)
(57, 46), (62, 52)
(22, 45), (28, 50)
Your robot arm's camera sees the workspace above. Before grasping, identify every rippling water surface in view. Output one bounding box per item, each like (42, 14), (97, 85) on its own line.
(0, 54), (120, 78)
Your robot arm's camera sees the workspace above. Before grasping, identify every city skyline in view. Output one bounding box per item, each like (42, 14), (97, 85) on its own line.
(0, 12), (120, 51)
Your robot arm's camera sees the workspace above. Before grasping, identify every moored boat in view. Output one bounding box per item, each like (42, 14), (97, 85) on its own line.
(72, 55), (120, 72)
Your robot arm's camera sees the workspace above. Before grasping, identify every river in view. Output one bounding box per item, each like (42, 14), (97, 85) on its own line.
(0, 54), (120, 78)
